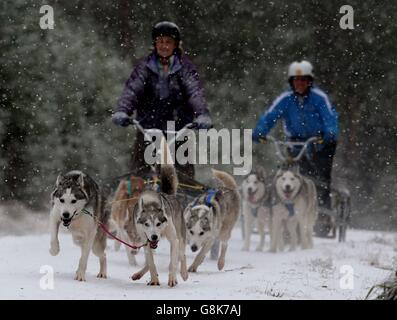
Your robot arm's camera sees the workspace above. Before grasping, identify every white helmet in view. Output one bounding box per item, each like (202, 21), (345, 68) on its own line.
(288, 60), (314, 78)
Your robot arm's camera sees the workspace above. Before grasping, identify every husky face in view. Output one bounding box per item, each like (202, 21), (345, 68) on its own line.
(184, 205), (213, 252)
(242, 173), (266, 204)
(52, 173), (88, 227)
(275, 169), (302, 201)
(136, 195), (168, 246)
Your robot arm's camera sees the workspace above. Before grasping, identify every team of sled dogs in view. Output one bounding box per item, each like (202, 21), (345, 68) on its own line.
(49, 141), (318, 286)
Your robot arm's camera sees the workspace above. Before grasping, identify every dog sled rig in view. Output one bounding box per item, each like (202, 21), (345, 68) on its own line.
(262, 135), (351, 242)
(123, 118), (228, 205)
(96, 119), (232, 249)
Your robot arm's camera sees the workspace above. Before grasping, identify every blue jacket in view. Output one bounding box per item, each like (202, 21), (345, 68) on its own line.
(252, 87), (339, 143)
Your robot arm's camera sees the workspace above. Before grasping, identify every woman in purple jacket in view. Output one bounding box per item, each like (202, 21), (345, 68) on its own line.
(112, 21), (212, 179)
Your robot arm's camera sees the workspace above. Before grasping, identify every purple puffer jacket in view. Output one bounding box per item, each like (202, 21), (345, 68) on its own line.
(115, 52), (210, 130)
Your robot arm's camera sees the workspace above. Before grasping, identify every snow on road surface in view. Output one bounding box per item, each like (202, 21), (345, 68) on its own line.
(0, 227), (396, 300)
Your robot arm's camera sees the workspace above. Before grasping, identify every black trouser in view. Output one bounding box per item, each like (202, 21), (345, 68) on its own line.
(291, 141), (337, 210)
(130, 131), (195, 180)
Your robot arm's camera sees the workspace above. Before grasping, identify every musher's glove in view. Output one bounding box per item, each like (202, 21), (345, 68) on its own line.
(317, 136), (325, 144)
(112, 112), (130, 127)
(192, 114), (213, 129)
(258, 137), (267, 144)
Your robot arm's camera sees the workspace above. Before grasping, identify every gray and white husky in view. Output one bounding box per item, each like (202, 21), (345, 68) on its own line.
(184, 169), (240, 272)
(270, 166), (318, 252)
(126, 162), (188, 287)
(49, 170), (109, 281)
(240, 167), (271, 252)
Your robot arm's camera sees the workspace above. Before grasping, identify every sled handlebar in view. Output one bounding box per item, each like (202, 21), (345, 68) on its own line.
(265, 135), (321, 162)
(129, 118), (194, 147)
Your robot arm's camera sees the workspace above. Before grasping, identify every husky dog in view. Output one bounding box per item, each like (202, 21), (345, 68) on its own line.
(126, 161), (188, 287)
(110, 174), (159, 266)
(270, 166), (318, 252)
(49, 170), (109, 281)
(184, 169), (240, 272)
(240, 167), (271, 251)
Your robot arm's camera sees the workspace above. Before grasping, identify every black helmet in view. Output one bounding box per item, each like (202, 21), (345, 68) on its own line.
(152, 21), (181, 43)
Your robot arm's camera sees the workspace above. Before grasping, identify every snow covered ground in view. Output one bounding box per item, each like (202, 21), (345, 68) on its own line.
(1, 218), (396, 300)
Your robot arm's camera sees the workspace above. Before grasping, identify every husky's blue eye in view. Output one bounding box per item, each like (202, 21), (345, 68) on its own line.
(71, 199), (77, 204)
(60, 199), (64, 203)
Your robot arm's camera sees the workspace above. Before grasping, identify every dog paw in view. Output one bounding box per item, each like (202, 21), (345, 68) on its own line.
(97, 272), (107, 279)
(168, 275), (178, 287)
(181, 269), (189, 281)
(217, 258), (225, 271)
(74, 271), (86, 282)
(188, 265), (197, 273)
(49, 242), (60, 256)
(131, 272), (142, 281)
(148, 279), (160, 286)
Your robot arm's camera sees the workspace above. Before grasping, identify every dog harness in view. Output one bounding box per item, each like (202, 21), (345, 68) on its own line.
(126, 176), (160, 196)
(192, 188), (218, 207)
(127, 179), (132, 196)
(250, 207), (258, 218)
(284, 202), (295, 217)
(205, 188), (217, 207)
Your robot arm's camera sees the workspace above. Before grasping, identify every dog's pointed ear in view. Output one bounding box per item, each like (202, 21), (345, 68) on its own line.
(78, 173), (85, 188)
(138, 197), (144, 213)
(56, 174), (64, 187)
(50, 188), (57, 203)
(183, 203), (193, 221)
(208, 208), (214, 220)
(256, 165), (266, 181)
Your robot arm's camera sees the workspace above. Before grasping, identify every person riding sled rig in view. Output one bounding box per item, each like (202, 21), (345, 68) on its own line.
(253, 60), (339, 222)
(112, 21), (212, 180)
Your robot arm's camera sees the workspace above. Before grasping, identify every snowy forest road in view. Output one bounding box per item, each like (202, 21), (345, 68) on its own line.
(0, 227), (395, 300)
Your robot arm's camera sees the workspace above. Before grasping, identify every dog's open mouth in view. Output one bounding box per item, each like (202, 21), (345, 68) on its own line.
(61, 210), (77, 227)
(61, 218), (72, 227)
(148, 240), (159, 249)
(283, 190), (293, 199)
(248, 189), (258, 202)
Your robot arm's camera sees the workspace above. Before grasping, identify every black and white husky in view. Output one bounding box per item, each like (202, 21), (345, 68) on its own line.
(184, 169), (240, 272)
(125, 158), (188, 287)
(49, 170), (109, 281)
